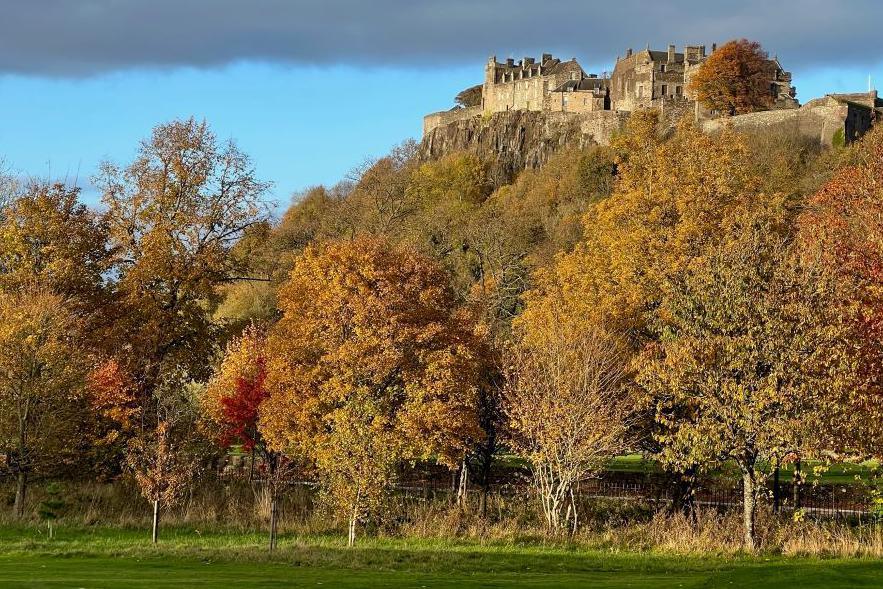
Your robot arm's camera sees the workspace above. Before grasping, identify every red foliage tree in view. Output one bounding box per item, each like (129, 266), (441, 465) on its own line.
(796, 127), (883, 454)
(218, 355), (268, 452)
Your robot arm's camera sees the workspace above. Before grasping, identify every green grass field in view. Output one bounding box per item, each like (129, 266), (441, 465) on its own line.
(604, 455), (881, 485)
(1, 525), (882, 588)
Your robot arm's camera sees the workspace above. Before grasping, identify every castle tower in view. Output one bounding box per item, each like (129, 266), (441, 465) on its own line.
(483, 56), (497, 112)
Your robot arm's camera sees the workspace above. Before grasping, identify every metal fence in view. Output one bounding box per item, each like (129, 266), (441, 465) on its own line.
(215, 458), (879, 519)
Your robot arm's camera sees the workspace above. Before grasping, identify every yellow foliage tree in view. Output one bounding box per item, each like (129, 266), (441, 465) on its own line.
(0, 288), (89, 518)
(518, 113), (766, 510)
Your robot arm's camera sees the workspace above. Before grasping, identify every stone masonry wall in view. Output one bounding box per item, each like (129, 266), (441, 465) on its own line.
(700, 97), (861, 146)
(423, 106), (482, 136)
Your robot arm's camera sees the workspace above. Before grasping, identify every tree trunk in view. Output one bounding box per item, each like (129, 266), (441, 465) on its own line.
(772, 459), (781, 514)
(151, 500), (160, 544)
(456, 459), (468, 509)
(741, 468), (757, 551)
(478, 484), (488, 517)
(268, 490), (279, 550)
(569, 486), (578, 536)
(348, 514), (357, 548)
(792, 458), (802, 509)
(667, 467), (697, 518)
(14, 470), (28, 519)
(536, 465), (569, 534)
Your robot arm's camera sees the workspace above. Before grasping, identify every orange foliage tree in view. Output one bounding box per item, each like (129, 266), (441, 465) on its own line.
(796, 125), (883, 453)
(261, 237), (486, 545)
(96, 118), (269, 540)
(688, 39), (775, 115)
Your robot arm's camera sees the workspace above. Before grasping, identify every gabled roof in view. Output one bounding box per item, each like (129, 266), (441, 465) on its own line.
(647, 50), (685, 63)
(552, 78), (607, 93)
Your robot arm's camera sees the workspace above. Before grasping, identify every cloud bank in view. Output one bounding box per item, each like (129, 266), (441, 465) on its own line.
(3, 0), (880, 76)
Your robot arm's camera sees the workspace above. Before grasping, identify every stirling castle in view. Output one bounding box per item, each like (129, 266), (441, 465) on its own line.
(423, 43), (881, 150)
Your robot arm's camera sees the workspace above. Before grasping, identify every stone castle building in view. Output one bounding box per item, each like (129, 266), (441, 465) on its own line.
(481, 54), (609, 114)
(608, 44), (797, 112)
(425, 44), (798, 133)
(423, 43), (879, 149)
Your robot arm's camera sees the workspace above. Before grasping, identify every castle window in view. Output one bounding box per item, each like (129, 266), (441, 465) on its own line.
(661, 84), (667, 96)
(660, 64), (666, 73)
(637, 85), (643, 98)
(676, 85), (682, 95)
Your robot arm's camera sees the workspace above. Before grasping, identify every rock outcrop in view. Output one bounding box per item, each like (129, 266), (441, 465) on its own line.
(419, 109), (627, 183)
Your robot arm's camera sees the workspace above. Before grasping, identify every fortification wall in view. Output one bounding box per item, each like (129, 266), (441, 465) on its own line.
(423, 106), (482, 136)
(579, 111), (631, 141)
(700, 98), (859, 146)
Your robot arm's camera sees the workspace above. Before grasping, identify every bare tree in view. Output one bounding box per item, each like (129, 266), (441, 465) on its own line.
(504, 327), (633, 534)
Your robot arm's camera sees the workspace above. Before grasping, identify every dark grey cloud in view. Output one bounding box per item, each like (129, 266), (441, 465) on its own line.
(2, 0), (880, 76)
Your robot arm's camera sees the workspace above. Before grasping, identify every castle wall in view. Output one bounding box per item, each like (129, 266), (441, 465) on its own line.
(548, 91), (607, 114)
(423, 106), (482, 136)
(700, 96), (871, 146)
(610, 50), (688, 112)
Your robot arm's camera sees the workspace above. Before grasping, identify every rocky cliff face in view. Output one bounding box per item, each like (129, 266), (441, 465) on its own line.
(419, 110), (623, 184)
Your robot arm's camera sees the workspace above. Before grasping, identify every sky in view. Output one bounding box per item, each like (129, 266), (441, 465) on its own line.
(1, 0), (882, 210)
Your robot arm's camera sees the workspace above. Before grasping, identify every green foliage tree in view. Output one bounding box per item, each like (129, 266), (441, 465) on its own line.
(639, 200), (858, 549)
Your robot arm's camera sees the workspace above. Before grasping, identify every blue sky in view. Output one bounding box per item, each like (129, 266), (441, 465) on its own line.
(2, 1), (881, 211)
(0, 63), (476, 209)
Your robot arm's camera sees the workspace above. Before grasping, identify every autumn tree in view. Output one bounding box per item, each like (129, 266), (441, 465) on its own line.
(519, 114), (765, 509)
(205, 325), (294, 549)
(639, 200), (858, 549)
(688, 39), (775, 115)
(0, 288), (90, 518)
(346, 140), (418, 238)
(0, 181), (108, 315)
(261, 237), (485, 545)
(505, 325), (632, 534)
(522, 113), (761, 341)
(86, 358), (139, 476)
(796, 125), (883, 452)
(95, 118), (269, 535)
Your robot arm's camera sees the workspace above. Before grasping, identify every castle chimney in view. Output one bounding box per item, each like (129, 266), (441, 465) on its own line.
(667, 44), (675, 62)
(712, 43), (717, 53)
(542, 53), (552, 63)
(523, 57), (535, 67)
(626, 48), (633, 58)
(506, 58), (514, 67)
(700, 45), (706, 58)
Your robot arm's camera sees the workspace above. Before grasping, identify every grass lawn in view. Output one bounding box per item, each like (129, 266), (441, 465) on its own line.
(605, 455), (881, 485)
(0, 525), (882, 588)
